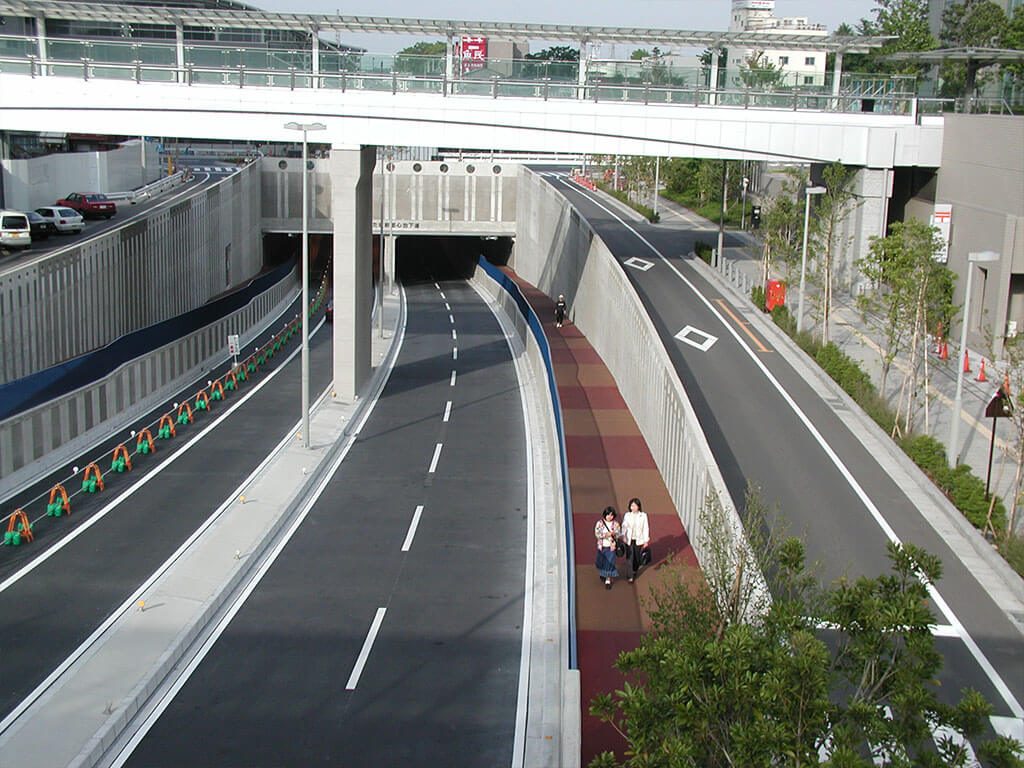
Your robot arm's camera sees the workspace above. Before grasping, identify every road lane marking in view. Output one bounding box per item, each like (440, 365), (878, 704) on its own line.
(444, 302), (450, 311)
(401, 506), (424, 552)
(452, 328), (457, 341)
(449, 314), (455, 324)
(624, 257), (654, 271)
(713, 299), (771, 353)
(450, 370), (457, 386)
(346, 608), (387, 690)
(440, 291), (446, 299)
(434, 282), (439, 289)
(443, 400), (452, 423)
(453, 347), (458, 360)
(428, 443), (443, 473)
(562, 178), (1024, 721)
(674, 325), (718, 352)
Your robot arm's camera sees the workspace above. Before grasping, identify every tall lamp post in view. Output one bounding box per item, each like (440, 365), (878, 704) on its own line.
(796, 185), (827, 334)
(284, 121), (326, 449)
(949, 249), (1001, 467)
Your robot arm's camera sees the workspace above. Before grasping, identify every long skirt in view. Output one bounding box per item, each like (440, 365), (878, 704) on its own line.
(595, 547), (619, 579)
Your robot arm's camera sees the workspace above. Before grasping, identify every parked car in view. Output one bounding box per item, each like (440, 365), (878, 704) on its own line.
(56, 192), (116, 219)
(35, 206), (85, 234)
(0, 210), (32, 250)
(24, 210), (56, 241)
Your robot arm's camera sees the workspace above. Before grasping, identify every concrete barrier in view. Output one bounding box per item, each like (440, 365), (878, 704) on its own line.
(512, 166), (754, 596)
(0, 265), (298, 498)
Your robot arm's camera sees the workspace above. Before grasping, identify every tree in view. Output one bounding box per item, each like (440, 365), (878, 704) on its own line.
(699, 46), (727, 89)
(759, 168), (808, 284)
(521, 46), (579, 80)
(588, 492), (1023, 768)
(734, 51), (785, 89)
(394, 41), (446, 76)
(856, 219), (955, 436)
(836, 1), (936, 76)
(1001, 6), (1024, 81)
(630, 48), (649, 61)
(994, 335), (1024, 535)
(809, 163), (860, 345)
(939, 1), (1007, 98)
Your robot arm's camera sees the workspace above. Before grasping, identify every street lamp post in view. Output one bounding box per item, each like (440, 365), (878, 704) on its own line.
(284, 120), (326, 449)
(740, 176), (749, 230)
(948, 249), (1001, 467)
(796, 185), (827, 334)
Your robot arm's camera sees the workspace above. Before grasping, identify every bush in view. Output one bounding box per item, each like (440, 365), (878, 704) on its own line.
(694, 241), (713, 264)
(814, 343), (876, 401)
(996, 530), (1024, 578)
(750, 284), (766, 312)
(770, 304), (796, 337)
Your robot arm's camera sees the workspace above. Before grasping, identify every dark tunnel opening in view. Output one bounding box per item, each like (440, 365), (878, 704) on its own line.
(396, 235), (514, 284)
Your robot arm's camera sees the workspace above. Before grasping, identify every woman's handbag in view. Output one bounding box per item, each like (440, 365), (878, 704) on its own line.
(639, 546), (652, 566)
(615, 540), (626, 558)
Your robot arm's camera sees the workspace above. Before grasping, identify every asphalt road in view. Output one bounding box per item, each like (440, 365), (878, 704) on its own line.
(122, 277), (528, 767)
(535, 170), (1023, 731)
(0, 169), (229, 271)
(0, 295), (331, 724)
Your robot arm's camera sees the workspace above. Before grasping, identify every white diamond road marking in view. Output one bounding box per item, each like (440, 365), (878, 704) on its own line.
(674, 325), (718, 352)
(624, 257), (654, 272)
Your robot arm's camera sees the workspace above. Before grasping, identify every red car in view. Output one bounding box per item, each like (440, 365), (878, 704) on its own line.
(56, 192), (116, 219)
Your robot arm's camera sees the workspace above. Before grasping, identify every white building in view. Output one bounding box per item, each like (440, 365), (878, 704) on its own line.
(727, 0), (829, 88)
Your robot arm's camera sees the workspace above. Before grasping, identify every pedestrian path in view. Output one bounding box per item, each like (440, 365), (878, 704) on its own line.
(502, 269), (699, 765)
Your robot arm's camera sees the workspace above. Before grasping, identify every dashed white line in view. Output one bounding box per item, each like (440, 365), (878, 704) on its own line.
(452, 329), (457, 341)
(401, 505), (424, 552)
(443, 400), (452, 423)
(444, 302), (450, 311)
(428, 443), (443, 473)
(453, 347), (458, 360)
(449, 314), (455, 324)
(434, 282), (440, 289)
(440, 291), (446, 299)
(345, 607), (387, 690)
(450, 370), (457, 387)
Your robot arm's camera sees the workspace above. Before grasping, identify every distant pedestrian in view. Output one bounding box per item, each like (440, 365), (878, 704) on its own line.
(555, 295), (567, 327)
(595, 506), (621, 589)
(621, 497), (650, 583)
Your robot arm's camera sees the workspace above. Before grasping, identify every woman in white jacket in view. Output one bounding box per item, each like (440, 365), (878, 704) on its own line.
(620, 497), (650, 583)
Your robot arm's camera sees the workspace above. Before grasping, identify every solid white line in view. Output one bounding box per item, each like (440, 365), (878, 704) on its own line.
(449, 314), (455, 324)
(565, 180), (1024, 720)
(108, 290), (409, 765)
(453, 347), (458, 360)
(0, 330), (332, 736)
(401, 505), (424, 552)
(428, 443), (443, 474)
(0, 316), (326, 596)
(450, 370), (457, 387)
(452, 328), (457, 341)
(443, 400), (452, 423)
(346, 607), (387, 690)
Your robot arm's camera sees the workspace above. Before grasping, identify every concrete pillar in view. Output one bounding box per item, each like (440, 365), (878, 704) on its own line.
(577, 40), (587, 100)
(832, 51), (844, 98)
(34, 15), (47, 73)
(330, 145), (376, 401)
(175, 23), (185, 83)
(385, 234), (396, 294)
(839, 165), (893, 290)
(445, 34), (454, 90)
(709, 48), (719, 105)
(311, 26), (320, 89)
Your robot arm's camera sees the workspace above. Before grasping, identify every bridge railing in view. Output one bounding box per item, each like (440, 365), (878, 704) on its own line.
(0, 33), (931, 116)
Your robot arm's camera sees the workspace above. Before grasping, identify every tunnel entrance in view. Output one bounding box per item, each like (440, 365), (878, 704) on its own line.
(396, 235), (513, 284)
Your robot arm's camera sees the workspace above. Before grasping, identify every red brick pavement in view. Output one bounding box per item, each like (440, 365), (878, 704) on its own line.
(500, 268), (698, 766)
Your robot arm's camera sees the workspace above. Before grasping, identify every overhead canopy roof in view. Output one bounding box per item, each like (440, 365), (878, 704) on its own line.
(0, 0), (892, 52)
(885, 47), (1024, 65)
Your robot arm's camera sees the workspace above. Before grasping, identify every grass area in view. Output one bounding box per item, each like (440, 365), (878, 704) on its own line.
(760, 298), (1020, 575)
(660, 189), (751, 228)
(594, 181), (660, 223)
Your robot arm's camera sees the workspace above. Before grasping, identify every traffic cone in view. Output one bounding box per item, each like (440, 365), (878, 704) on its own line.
(963, 350), (971, 373)
(939, 341), (949, 360)
(1005, 372), (1011, 396)
(977, 358), (987, 382)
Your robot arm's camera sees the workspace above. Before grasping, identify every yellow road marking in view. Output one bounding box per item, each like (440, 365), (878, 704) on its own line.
(713, 299), (771, 353)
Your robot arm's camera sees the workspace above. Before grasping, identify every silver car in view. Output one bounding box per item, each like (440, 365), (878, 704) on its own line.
(35, 206), (85, 234)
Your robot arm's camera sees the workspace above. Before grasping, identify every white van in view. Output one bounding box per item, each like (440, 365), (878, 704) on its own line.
(0, 210), (31, 250)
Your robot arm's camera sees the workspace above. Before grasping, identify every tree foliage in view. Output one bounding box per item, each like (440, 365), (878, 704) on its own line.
(809, 163), (861, 345)
(838, 1), (937, 76)
(394, 41), (446, 75)
(939, 1), (1008, 97)
(734, 51), (785, 89)
(759, 167), (808, 283)
(589, 491), (1022, 768)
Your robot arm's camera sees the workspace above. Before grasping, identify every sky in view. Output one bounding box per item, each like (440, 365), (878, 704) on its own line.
(250, 0), (880, 54)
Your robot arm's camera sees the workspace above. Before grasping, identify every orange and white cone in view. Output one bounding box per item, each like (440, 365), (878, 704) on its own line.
(977, 358), (987, 383)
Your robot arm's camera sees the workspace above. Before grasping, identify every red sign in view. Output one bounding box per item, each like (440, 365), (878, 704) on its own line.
(459, 36), (487, 74)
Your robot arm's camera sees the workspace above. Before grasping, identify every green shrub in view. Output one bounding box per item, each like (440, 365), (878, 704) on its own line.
(996, 530), (1024, 579)
(595, 182), (660, 223)
(770, 304), (797, 337)
(750, 284), (766, 312)
(814, 343), (876, 401)
(694, 241), (713, 264)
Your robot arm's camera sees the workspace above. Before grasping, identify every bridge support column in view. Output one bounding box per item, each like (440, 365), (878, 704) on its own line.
(820, 164), (893, 290)
(330, 145), (377, 401)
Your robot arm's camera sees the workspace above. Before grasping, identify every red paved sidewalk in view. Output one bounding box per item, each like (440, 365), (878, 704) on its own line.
(501, 268), (699, 765)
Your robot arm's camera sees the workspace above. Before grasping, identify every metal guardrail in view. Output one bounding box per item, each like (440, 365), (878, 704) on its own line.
(0, 52), (931, 117)
(106, 171), (186, 202)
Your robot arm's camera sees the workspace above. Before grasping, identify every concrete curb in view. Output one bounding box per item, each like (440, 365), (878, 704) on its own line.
(690, 254), (1024, 634)
(68, 295), (407, 768)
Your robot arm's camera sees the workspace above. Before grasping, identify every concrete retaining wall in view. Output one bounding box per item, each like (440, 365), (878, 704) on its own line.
(0, 139), (162, 211)
(512, 166), (743, 580)
(0, 160), (263, 384)
(0, 265), (298, 498)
